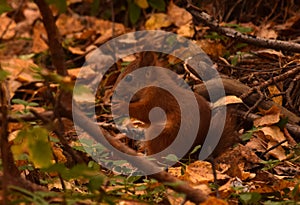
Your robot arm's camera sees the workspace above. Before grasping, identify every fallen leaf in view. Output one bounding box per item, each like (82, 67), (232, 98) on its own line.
(196, 39), (226, 58)
(177, 23), (194, 38)
(267, 140), (287, 160)
(167, 1), (192, 27)
(201, 197), (228, 205)
(68, 46), (85, 55)
(183, 161), (229, 185)
(212, 95), (243, 109)
(32, 22), (48, 53)
(56, 13), (85, 36)
(1, 58), (39, 98)
(0, 15), (16, 40)
(260, 126), (288, 146)
(254, 106), (281, 126)
(256, 23), (278, 39)
(268, 85), (282, 105)
(145, 13), (172, 30)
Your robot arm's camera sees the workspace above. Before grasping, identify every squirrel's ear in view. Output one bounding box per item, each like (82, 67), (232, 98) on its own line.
(139, 52), (157, 67)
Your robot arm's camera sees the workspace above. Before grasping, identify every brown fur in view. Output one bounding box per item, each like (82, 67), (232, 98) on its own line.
(113, 52), (238, 158)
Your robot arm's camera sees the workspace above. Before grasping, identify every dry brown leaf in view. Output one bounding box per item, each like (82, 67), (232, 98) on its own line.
(167, 1), (192, 27)
(177, 23), (194, 38)
(68, 46), (85, 55)
(255, 49), (285, 59)
(248, 127), (287, 160)
(183, 161), (229, 185)
(0, 15), (16, 40)
(94, 25), (126, 44)
(254, 106), (281, 127)
(268, 85), (282, 105)
(145, 13), (172, 30)
(74, 29), (96, 40)
(32, 22), (48, 53)
(274, 14), (300, 31)
(266, 140), (287, 160)
(23, 2), (40, 25)
(256, 23), (278, 39)
(87, 17), (125, 36)
(246, 132), (267, 152)
(201, 197), (228, 205)
(52, 146), (67, 163)
(56, 13), (85, 36)
(212, 95), (243, 109)
(1, 58), (39, 98)
(196, 39), (226, 58)
(260, 126), (288, 146)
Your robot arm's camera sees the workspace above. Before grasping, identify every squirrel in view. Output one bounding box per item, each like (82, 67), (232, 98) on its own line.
(112, 52), (239, 160)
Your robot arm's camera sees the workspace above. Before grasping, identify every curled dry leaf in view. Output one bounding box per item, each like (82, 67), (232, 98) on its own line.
(212, 95), (243, 109)
(254, 105), (281, 127)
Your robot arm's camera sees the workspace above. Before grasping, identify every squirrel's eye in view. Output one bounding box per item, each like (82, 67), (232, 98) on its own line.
(124, 74), (133, 82)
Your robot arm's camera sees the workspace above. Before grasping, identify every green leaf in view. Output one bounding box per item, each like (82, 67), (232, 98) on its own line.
(27, 127), (53, 168)
(239, 192), (261, 205)
(231, 55), (239, 66)
(129, 1), (141, 25)
(27, 102), (39, 107)
(12, 99), (29, 106)
(148, 0), (165, 11)
(88, 175), (105, 191)
(225, 23), (252, 33)
(189, 145), (201, 155)
(0, 69), (10, 81)
(163, 154), (179, 162)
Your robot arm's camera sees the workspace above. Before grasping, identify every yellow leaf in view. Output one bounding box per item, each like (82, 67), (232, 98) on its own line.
(134, 0), (149, 9)
(145, 13), (172, 30)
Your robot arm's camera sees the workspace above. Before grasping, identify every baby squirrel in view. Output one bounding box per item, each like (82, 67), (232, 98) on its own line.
(112, 52), (239, 159)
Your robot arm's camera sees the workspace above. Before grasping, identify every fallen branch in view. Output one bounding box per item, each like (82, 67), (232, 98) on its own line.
(186, 0), (300, 53)
(194, 76), (300, 125)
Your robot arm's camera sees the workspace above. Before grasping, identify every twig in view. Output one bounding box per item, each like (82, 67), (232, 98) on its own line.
(239, 66), (300, 100)
(33, 0), (68, 76)
(260, 140), (287, 159)
(186, 0), (300, 53)
(0, 111), (54, 122)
